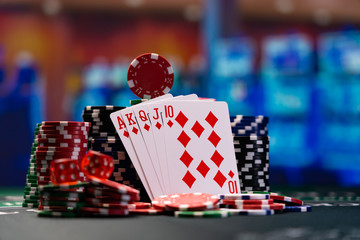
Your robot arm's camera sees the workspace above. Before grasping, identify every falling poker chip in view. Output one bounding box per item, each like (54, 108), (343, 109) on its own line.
(127, 53), (174, 99)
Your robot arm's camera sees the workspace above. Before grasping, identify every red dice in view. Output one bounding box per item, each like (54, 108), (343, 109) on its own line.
(81, 150), (114, 180)
(50, 158), (81, 185)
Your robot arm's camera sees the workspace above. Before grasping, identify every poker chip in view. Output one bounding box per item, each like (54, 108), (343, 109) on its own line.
(25, 186), (38, 192)
(269, 195), (304, 206)
(38, 211), (78, 217)
(40, 196), (83, 202)
(225, 203), (285, 210)
(130, 99), (148, 105)
(219, 194), (270, 200)
(23, 199), (40, 204)
(223, 209), (275, 216)
(41, 200), (87, 209)
(39, 126), (90, 132)
(41, 121), (91, 127)
(86, 187), (140, 201)
(87, 176), (140, 197)
(22, 202), (39, 208)
(128, 202), (151, 209)
(39, 182), (88, 191)
(220, 199), (274, 205)
(24, 190), (39, 196)
(152, 193), (219, 211)
(175, 210), (230, 218)
(38, 205), (76, 211)
(38, 130), (88, 136)
(37, 133), (88, 139)
(80, 207), (129, 216)
(37, 142), (87, 148)
(41, 191), (85, 198)
(127, 53), (174, 99)
(35, 149), (83, 154)
(129, 207), (164, 215)
(84, 106), (125, 111)
(85, 200), (132, 209)
(85, 196), (133, 204)
(283, 205), (312, 213)
(90, 136), (121, 144)
(35, 138), (88, 145)
(24, 195), (39, 200)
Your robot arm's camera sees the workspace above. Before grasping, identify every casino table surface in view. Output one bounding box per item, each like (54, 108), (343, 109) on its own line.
(1, 187), (360, 240)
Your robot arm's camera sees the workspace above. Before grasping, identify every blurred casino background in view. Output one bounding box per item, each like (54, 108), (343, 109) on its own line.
(1, 0), (360, 188)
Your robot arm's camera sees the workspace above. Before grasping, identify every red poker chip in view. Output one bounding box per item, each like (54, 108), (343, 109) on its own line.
(37, 181), (52, 185)
(35, 157), (83, 163)
(35, 156), (83, 163)
(37, 142), (88, 148)
(85, 195), (135, 204)
(38, 205), (76, 211)
(270, 195), (304, 206)
(80, 207), (129, 216)
(39, 125), (90, 131)
(37, 176), (50, 181)
(85, 198), (130, 209)
(221, 199), (274, 205)
(86, 187), (140, 202)
(36, 173), (50, 177)
(36, 168), (51, 172)
(127, 53), (174, 99)
(40, 196), (82, 202)
(129, 207), (164, 215)
(35, 154), (85, 159)
(36, 160), (80, 167)
(35, 138), (88, 144)
(38, 127), (90, 133)
(35, 163), (50, 167)
(38, 130), (89, 135)
(227, 203), (286, 210)
(35, 147), (86, 152)
(37, 134), (88, 140)
(41, 121), (91, 127)
(127, 202), (151, 209)
(36, 137), (88, 142)
(35, 151), (83, 156)
(152, 193), (219, 211)
(37, 176), (50, 180)
(35, 153), (83, 157)
(88, 176), (139, 197)
(42, 188), (85, 193)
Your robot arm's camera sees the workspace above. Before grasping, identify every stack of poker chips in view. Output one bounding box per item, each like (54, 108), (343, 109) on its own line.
(38, 182), (87, 217)
(82, 106), (148, 201)
(219, 192), (312, 215)
(80, 177), (143, 217)
(38, 178), (148, 217)
(230, 115), (270, 192)
(23, 123), (41, 208)
(34, 121), (90, 208)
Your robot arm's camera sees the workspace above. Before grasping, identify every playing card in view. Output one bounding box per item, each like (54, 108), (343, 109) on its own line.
(161, 100), (240, 194)
(110, 112), (154, 199)
(123, 94), (173, 196)
(146, 94), (199, 194)
(119, 108), (165, 197)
